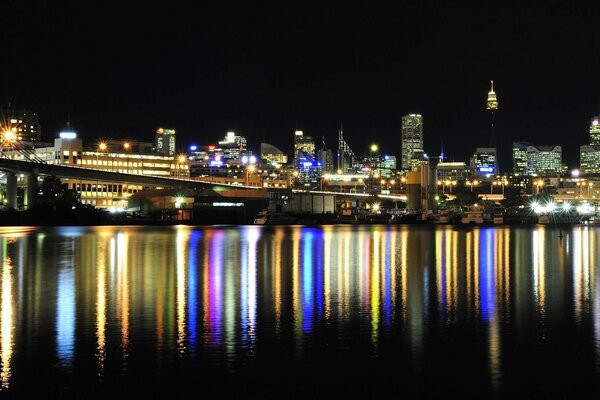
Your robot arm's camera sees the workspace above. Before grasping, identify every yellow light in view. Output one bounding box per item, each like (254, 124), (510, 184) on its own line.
(1, 130), (16, 143)
(380, 179), (385, 185)
(98, 142), (108, 151)
(370, 144), (378, 152)
(123, 142), (131, 150)
(390, 179), (395, 185)
(337, 169), (342, 174)
(178, 155), (187, 163)
(248, 165), (256, 172)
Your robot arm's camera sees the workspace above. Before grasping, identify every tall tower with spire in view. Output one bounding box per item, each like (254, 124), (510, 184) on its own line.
(486, 80), (499, 172)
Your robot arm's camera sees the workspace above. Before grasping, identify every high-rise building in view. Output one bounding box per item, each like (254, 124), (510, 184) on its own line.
(293, 130), (315, 167)
(590, 116), (600, 146)
(512, 142), (530, 175)
(155, 128), (176, 156)
(0, 107), (41, 141)
(486, 81), (499, 169)
(526, 145), (562, 175)
(580, 145), (600, 174)
(401, 114), (423, 170)
(337, 124), (356, 172)
(317, 148), (334, 173)
(218, 131), (247, 163)
(471, 147), (497, 175)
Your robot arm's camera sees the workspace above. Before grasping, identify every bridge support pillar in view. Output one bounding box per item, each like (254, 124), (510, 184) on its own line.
(25, 173), (38, 209)
(6, 173), (17, 210)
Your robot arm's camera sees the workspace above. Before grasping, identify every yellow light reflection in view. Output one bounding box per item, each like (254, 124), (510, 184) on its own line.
(0, 250), (13, 389)
(176, 228), (188, 354)
(96, 239), (107, 375)
(323, 226), (332, 320)
(371, 230), (380, 345)
(117, 232), (130, 358)
(532, 228), (546, 314)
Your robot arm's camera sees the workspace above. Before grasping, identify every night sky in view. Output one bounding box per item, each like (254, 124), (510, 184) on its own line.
(2, 2), (600, 171)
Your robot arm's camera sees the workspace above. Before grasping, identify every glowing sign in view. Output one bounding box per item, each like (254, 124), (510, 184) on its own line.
(478, 167), (495, 173)
(59, 132), (77, 139)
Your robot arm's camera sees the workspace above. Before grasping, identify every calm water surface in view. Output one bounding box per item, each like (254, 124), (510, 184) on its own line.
(0, 224), (599, 398)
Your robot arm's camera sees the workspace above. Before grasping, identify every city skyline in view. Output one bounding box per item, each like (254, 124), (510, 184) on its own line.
(2, 3), (600, 169)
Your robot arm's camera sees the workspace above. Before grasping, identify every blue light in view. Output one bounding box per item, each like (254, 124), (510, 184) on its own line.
(189, 145), (198, 151)
(478, 166), (495, 173)
(384, 155), (389, 160)
(249, 155), (257, 164)
(241, 155), (249, 164)
(303, 161), (313, 167)
(210, 160), (223, 167)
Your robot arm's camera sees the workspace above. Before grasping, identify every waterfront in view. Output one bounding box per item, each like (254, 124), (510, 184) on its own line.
(0, 224), (600, 398)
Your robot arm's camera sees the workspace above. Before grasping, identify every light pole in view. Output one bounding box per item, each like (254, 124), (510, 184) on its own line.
(97, 141), (107, 169)
(246, 164), (255, 186)
(123, 142), (131, 174)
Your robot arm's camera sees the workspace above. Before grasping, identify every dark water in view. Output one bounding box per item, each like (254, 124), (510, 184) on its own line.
(0, 225), (599, 398)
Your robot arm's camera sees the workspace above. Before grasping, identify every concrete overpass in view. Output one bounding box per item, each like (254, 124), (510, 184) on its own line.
(0, 158), (262, 209)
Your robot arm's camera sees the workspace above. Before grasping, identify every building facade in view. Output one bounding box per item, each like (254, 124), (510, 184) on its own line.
(471, 147), (497, 175)
(401, 114), (423, 170)
(580, 145), (600, 174)
(590, 117), (600, 146)
(526, 145), (562, 175)
(0, 108), (41, 142)
(293, 130), (315, 168)
(155, 128), (176, 156)
(512, 142), (530, 175)
(260, 142), (288, 165)
(435, 161), (474, 181)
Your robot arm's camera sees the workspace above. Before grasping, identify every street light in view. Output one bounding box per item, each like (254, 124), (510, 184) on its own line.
(246, 164), (255, 186)
(123, 142), (131, 174)
(176, 154), (188, 177)
(96, 141), (108, 169)
(534, 179), (544, 195)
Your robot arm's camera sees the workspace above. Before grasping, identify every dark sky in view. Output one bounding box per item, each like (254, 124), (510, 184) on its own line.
(2, 2), (600, 171)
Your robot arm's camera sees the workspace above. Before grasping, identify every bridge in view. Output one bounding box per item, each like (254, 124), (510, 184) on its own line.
(0, 157), (262, 209)
(0, 157), (407, 211)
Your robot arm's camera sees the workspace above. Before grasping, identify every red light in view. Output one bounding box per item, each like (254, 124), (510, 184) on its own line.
(208, 145), (216, 151)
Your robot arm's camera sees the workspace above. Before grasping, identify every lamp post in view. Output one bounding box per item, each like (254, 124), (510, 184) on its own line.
(123, 142), (131, 174)
(97, 142), (107, 169)
(246, 164), (255, 186)
(177, 154), (188, 178)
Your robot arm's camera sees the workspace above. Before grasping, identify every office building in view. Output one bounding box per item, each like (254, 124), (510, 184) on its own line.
(526, 145), (562, 175)
(435, 161), (474, 181)
(590, 116), (600, 146)
(512, 142), (530, 175)
(218, 131), (248, 163)
(260, 142), (288, 165)
(155, 128), (176, 156)
(293, 130), (315, 168)
(401, 114), (423, 170)
(0, 107), (41, 141)
(471, 147), (497, 175)
(580, 145), (600, 174)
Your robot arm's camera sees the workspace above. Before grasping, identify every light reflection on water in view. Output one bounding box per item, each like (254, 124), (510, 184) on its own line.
(0, 225), (599, 396)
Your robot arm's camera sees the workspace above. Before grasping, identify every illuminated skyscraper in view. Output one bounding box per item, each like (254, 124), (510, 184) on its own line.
(401, 114), (423, 170)
(590, 116), (600, 146)
(486, 80), (499, 111)
(293, 130), (315, 167)
(512, 142), (530, 175)
(155, 128), (176, 156)
(486, 80), (499, 170)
